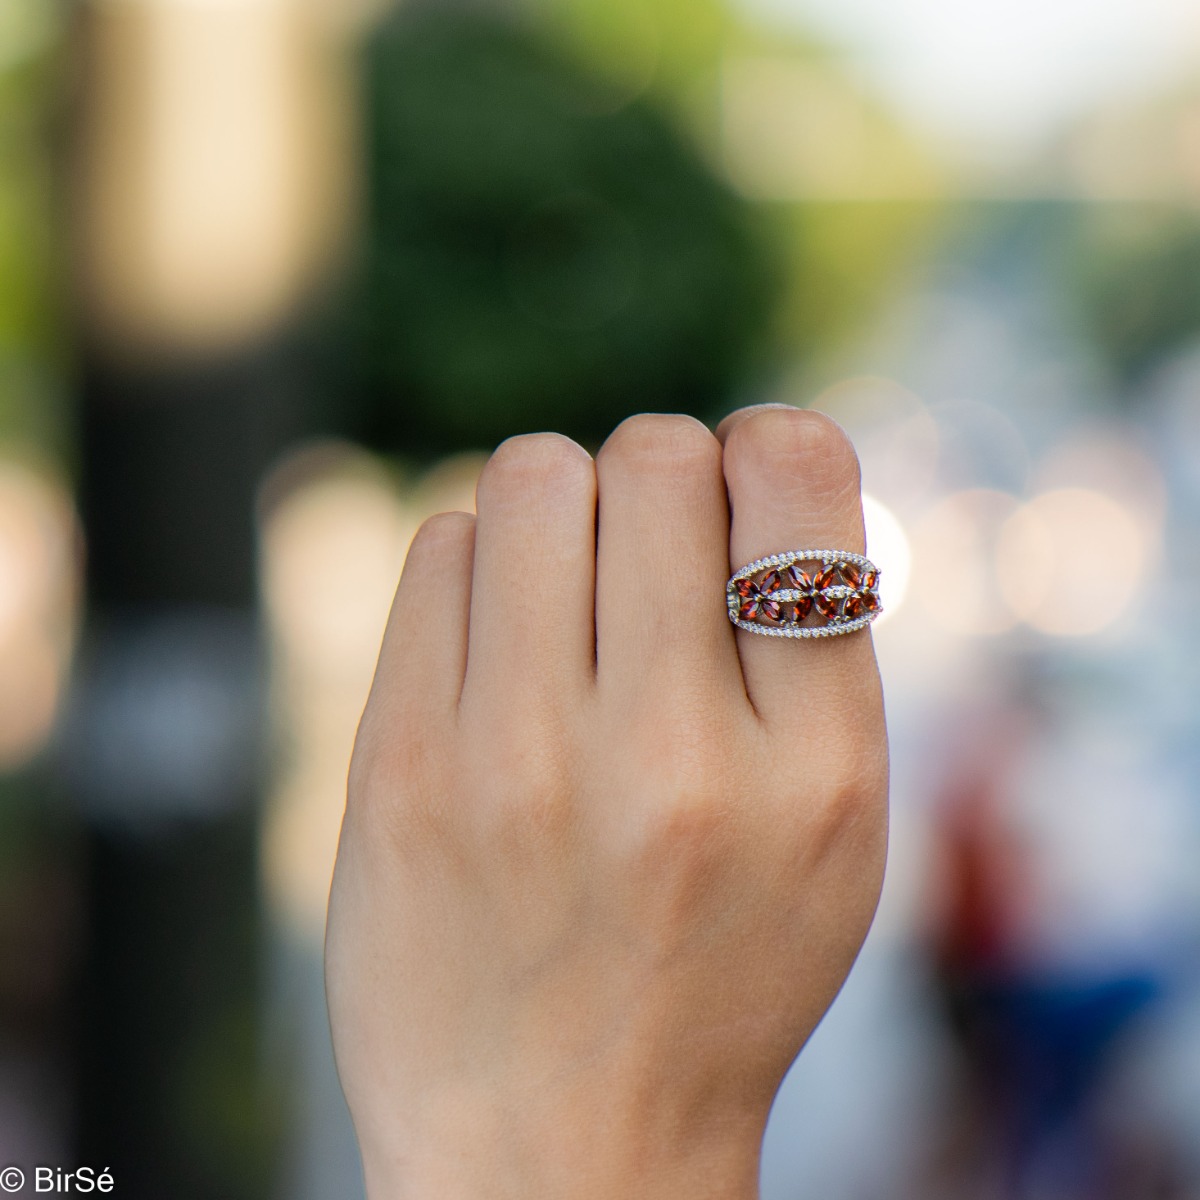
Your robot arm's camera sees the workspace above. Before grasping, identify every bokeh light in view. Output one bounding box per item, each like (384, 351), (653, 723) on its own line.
(997, 486), (1150, 637)
(861, 492), (910, 622)
(259, 445), (484, 940)
(911, 488), (1021, 636)
(75, 0), (355, 357)
(260, 445), (412, 938)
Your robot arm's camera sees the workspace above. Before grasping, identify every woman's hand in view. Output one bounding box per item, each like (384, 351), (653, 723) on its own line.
(325, 406), (889, 1199)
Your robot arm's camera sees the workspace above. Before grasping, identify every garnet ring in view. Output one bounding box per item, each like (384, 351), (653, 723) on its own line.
(727, 550), (882, 638)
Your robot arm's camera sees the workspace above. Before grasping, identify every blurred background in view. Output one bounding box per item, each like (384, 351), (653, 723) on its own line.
(3, 0), (1200, 1196)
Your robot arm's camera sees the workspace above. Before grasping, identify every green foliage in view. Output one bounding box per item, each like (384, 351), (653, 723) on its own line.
(529, 0), (734, 104)
(0, 0), (67, 455)
(358, 10), (780, 452)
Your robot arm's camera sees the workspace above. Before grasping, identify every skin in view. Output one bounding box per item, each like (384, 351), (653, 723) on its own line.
(325, 406), (890, 1199)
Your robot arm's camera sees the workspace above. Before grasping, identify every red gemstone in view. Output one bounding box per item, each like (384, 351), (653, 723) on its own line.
(760, 569), (785, 593)
(814, 565), (836, 590)
(815, 591), (840, 619)
(785, 564), (812, 590)
(793, 593), (813, 620)
(862, 568), (878, 590)
(735, 577), (756, 598)
(739, 588), (781, 622)
(840, 562), (861, 587)
(861, 590), (880, 613)
(844, 593), (865, 619)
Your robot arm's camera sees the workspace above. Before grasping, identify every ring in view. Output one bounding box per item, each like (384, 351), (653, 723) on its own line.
(727, 550), (882, 638)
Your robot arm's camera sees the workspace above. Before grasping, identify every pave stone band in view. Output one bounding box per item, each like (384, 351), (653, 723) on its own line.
(727, 550), (882, 638)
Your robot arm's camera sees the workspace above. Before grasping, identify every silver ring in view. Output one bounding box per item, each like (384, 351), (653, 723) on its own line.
(727, 550), (882, 638)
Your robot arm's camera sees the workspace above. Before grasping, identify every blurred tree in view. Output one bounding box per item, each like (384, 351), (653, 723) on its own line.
(530, 0), (733, 110)
(358, 8), (780, 452)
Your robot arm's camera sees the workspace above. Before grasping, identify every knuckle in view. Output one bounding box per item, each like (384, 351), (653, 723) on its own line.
(344, 735), (394, 830)
(627, 716), (738, 846)
(622, 780), (734, 949)
(479, 432), (593, 504)
(805, 746), (889, 840)
(346, 716), (450, 838)
(640, 785), (730, 857)
(599, 413), (721, 476)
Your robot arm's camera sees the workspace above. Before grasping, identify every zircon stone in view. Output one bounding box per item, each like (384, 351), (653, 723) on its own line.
(813, 565), (837, 591)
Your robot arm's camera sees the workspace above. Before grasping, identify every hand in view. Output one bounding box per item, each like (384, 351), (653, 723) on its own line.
(325, 407), (889, 1199)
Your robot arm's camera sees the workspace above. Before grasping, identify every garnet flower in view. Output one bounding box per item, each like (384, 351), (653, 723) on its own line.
(734, 576), (781, 622)
(841, 564), (881, 620)
(774, 562), (838, 621)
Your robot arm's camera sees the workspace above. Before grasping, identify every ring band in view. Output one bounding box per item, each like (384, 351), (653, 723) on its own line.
(727, 550), (882, 638)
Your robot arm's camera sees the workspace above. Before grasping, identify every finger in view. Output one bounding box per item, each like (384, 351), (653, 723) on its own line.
(594, 413), (742, 699)
(362, 510), (475, 732)
(462, 433), (597, 713)
(718, 406), (880, 728)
